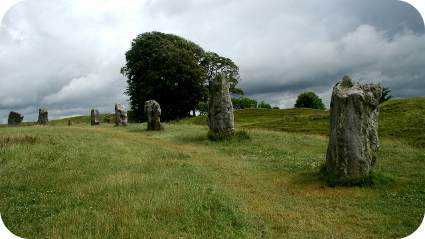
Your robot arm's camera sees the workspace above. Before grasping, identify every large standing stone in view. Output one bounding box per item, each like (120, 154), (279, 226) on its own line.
(326, 75), (383, 177)
(37, 108), (48, 125)
(91, 109), (100, 125)
(115, 103), (128, 126)
(144, 100), (162, 131)
(8, 111), (24, 126)
(207, 74), (235, 134)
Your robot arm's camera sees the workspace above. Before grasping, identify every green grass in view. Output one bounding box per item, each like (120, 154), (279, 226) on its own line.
(48, 111), (139, 126)
(0, 97), (424, 238)
(182, 97), (425, 148)
(378, 97), (425, 148)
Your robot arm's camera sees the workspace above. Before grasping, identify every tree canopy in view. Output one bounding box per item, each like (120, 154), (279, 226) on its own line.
(121, 32), (208, 121)
(258, 101), (272, 109)
(121, 31), (243, 121)
(379, 86), (393, 104)
(201, 52), (244, 97)
(294, 92), (326, 110)
(231, 97), (257, 110)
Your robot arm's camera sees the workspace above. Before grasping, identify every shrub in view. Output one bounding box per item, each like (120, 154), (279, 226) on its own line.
(232, 97), (257, 110)
(294, 92), (326, 110)
(258, 101), (272, 109)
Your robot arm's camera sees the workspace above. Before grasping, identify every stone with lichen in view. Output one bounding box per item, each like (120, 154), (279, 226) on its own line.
(115, 103), (127, 126)
(326, 75), (383, 177)
(37, 108), (48, 125)
(207, 74), (235, 134)
(144, 100), (162, 131)
(91, 109), (100, 125)
(8, 111), (24, 126)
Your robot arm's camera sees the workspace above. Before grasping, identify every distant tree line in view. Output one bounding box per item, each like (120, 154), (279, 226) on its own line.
(195, 97), (276, 116)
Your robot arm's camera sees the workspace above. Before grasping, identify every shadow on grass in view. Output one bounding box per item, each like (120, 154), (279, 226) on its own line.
(292, 164), (394, 188)
(176, 129), (253, 144)
(207, 130), (252, 142)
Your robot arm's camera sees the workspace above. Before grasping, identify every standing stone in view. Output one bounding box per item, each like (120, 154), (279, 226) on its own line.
(8, 111), (24, 126)
(68, 120), (72, 126)
(37, 108), (48, 125)
(144, 100), (162, 131)
(106, 114), (115, 124)
(91, 109), (100, 125)
(115, 103), (128, 126)
(207, 74), (235, 134)
(326, 75), (383, 177)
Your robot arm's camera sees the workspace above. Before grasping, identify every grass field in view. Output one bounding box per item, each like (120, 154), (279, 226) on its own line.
(0, 97), (424, 238)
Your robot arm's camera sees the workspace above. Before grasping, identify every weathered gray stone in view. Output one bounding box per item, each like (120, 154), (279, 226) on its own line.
(326, 75), (383, 177)
(37, 108), (48, 125)
(144, 100), (162, 131)
(8, 111), (24, 126)
(207, 74), (235, 134)
(106, 114), (115, 123)
(68, 120), (72, 126)
(115, 103), (127, 126)
(91, 109), (100, 125)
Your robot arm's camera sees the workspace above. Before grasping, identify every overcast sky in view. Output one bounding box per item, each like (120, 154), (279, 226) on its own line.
(0, 0), (424, 123)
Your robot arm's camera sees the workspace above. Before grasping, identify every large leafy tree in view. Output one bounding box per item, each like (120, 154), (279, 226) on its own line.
(121, 32), (208, 121)
(201, 52), (244, 97)
(294, 92), (326, 110)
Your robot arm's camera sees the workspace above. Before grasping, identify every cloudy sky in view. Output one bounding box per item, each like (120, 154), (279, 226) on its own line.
(0, 0), (424, 123)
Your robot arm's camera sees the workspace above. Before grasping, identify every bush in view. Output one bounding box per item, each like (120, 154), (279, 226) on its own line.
(258, 101), (272, 109)
(294, 92), (326, 110)
(232, 97), (257, 110)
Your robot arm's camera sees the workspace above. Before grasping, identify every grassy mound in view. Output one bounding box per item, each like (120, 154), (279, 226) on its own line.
(181, 97), (425, 148)
(0, 97), (424, 238)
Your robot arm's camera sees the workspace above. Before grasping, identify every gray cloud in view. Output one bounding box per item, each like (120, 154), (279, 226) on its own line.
(0, 0), (424, 122)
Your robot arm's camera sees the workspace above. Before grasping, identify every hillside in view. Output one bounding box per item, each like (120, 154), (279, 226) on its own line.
(0, 97), (424, 238)
(180, 97), (425, 148)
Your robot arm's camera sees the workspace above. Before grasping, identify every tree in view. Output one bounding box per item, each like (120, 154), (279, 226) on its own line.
(231, 97), (257, 110)
(195, 101), (208, 115)
(294, 92), (326, 110)
(201, 52), (244, 97)
(379, 86), (393, 104)
(258, 101), (272, 109)
(121, 32), (208, 121)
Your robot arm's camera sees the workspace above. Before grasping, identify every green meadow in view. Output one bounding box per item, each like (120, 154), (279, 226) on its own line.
(0, 97), (424, 238)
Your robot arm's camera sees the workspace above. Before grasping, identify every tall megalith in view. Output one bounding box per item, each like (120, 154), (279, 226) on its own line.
(91, 109), (100, 125)
(115, 103), (127, 126)
(8, 111), (24, 126)
(144, 100), (162, 131)
(37, 108), (48, 125)
(326, 75), (383, 177)
(207, 74), (235, 134)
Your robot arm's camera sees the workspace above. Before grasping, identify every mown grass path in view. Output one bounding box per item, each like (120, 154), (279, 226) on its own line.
(1, 122), (424, 238)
